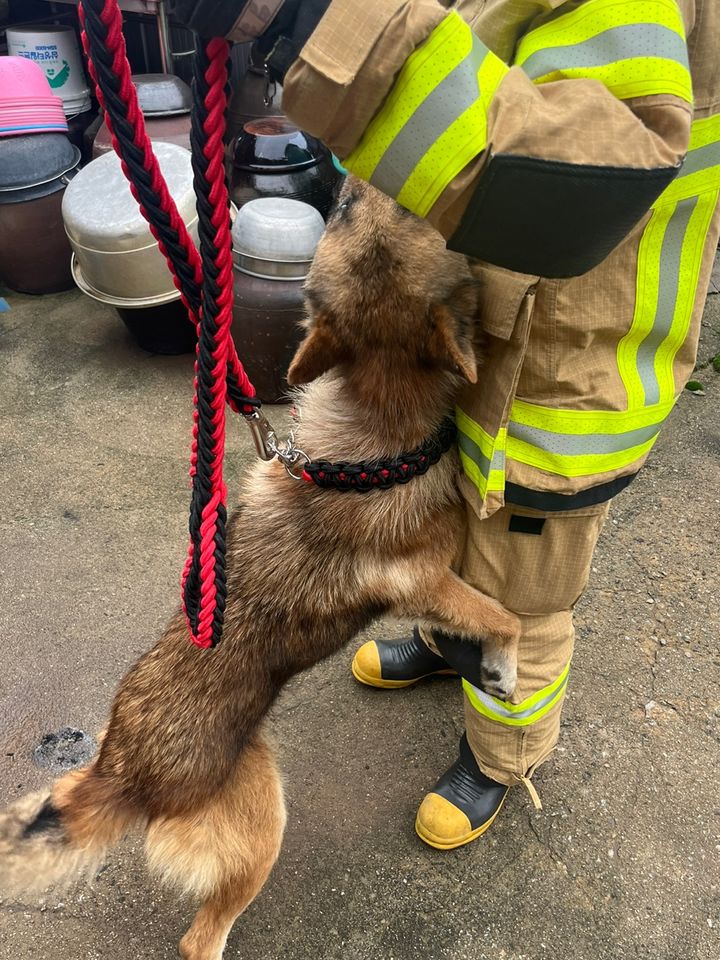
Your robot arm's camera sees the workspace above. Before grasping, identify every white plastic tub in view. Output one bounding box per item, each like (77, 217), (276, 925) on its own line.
(7, 26), (91, 116)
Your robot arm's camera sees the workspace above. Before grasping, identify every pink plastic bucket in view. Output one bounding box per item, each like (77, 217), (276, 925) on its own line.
(0, 56), (55, 100)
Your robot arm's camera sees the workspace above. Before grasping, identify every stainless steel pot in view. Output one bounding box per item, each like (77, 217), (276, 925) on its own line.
(230, 198), (326, 401)
(62, 142), (198, 304)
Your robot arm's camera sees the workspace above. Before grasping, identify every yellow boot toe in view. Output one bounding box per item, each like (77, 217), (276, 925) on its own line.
(415, 793), (477, 850)
(416, 734), (509, 849)
(351, 631), (457, 689)
(415, 784), (506, 851)
(351, 640), (420, 688)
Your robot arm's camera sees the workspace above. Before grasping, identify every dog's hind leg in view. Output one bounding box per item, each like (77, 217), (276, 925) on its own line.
(145, 731), (286, 960)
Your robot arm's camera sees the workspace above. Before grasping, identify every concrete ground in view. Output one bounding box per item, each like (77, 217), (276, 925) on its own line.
(0, 276), (719, 960)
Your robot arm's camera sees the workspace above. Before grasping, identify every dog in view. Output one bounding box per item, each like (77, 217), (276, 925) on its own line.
(0, 178), (520, 960)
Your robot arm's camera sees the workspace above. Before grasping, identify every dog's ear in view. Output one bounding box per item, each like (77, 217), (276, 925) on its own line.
(287, 312), (348, 385)
(426, 303), (478, 383)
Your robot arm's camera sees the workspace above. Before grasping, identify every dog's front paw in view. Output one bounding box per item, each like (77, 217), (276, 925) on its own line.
(479, 644), (517, 701)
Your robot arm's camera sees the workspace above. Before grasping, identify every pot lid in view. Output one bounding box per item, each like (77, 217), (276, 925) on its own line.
(133, 73), (192, 116)
(231, 197), (325, 265)
(0, 133), (79, 191)
(62, 142), (196, 252)
(233, 117), (324, 173)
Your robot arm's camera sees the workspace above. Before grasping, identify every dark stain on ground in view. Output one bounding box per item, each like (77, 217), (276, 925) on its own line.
(33, 727), (96, 772)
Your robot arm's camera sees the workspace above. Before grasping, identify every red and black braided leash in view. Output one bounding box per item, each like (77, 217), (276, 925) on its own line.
(80, 0), (254, 648)
(78, 0), (458, 649)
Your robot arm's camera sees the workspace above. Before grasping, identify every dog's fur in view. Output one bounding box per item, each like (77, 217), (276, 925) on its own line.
(0, 179), (519, 960)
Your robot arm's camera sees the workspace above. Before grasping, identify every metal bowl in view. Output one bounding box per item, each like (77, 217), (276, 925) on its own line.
(133, 73), (192, 116)
(231, 197), (325, 280)
(70, 254), (184, 308)
(0, 133), (80, 194)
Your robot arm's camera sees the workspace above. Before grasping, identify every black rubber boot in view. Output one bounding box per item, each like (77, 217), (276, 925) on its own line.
(415, 733), (509, 849)
(351, 627), (458, 688)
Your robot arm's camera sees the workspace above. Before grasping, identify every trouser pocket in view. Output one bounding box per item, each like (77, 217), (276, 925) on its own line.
(461, 501), (610, 616)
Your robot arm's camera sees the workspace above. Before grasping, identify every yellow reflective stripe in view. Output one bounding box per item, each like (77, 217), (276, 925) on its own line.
(344, 11), (509, 215)
(344, 13), (470, 183)
(506, 432), (658, 477)
(456, 408), (507, 496)
(618, 202), (676, 407)
(458, 449), (488, 497)
(659, 167), (720, 203)
(511, 398), (676, 433)
(515, 0), (686, 59)
(515, 0), (691, 102)
(522, 59), (691, 102)
(507, 397), (667, 477)
(495, 661), (571, 714)
(655, 189), (719, 397)
(689, 114), (720, 151)
(463, 661), (571, 727)
(619, 116), (720, 406)
(456, 406), (497, 460)
(459, 449), (505, 498)
(397, 51), (507, 217)
(659, 117), (720, 202)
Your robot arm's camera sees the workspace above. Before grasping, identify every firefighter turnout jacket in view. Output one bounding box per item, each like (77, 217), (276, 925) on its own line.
(282, 0), (720, 518)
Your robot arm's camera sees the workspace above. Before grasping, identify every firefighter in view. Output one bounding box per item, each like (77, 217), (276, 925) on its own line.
(170, 0), (720, 849)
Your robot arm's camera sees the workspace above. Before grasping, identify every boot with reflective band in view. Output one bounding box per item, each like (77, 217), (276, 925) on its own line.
(351, 628), (458, 689)
(415, 733), (508, 850)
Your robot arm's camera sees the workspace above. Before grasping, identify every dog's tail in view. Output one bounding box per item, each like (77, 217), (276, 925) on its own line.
(0, 764), (140, 894)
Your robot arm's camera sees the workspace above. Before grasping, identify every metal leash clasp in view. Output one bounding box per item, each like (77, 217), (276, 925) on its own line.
(244, 410), (310, 480)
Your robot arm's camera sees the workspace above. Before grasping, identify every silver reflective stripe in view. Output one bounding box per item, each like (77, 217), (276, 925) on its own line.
(458, 429), (505, 479)
(369, 35), (489, 199)
(466, 672), (569, 721)
(519, 22), (689, 80)
(636, 196), (698, 405)
(678, 139), (720, 178)
(508, 420), (662, 455)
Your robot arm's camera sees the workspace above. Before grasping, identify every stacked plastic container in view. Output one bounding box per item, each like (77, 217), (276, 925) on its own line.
(0, 54), (68, 137)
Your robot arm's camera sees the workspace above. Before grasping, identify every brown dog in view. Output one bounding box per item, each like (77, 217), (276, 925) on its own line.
(0, 179), (520, 960)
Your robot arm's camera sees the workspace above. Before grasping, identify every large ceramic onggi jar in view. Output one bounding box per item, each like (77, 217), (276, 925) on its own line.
(230, 117), (342, 220)
(0, 133), (79, 294)
(231, 198), (325, 403)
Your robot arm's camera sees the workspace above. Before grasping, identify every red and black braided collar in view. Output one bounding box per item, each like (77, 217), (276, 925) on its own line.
(301, 417), (457, 493)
